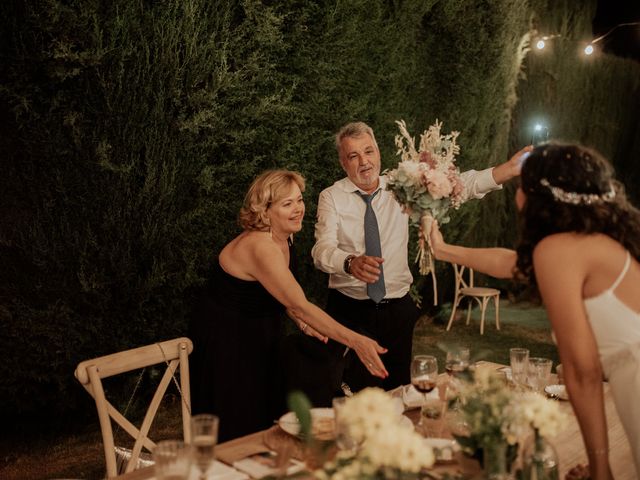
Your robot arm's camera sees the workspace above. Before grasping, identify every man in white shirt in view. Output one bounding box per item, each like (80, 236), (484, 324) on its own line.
(311, 121), (524, 393)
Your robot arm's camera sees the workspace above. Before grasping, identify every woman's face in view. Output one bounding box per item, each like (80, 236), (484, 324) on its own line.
(515, 186), (526, 211)
(267, 182), (305, 235)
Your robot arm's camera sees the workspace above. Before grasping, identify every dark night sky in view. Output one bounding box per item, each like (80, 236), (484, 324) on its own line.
(593, 0), (640, 61)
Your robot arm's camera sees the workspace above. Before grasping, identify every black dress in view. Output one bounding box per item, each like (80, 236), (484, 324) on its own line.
(189, 252), (290, 442)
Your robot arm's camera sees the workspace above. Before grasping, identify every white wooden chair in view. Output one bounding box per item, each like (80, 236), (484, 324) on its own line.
(75, 337), (193, 478)
(447, 264), (500, 335)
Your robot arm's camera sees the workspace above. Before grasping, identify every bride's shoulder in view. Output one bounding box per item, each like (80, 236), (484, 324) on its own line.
(534, 233), (611, 259)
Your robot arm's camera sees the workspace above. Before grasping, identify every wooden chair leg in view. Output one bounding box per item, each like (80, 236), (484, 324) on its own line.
(447, 295), (460, 331)
(480, 297), (489, 335)
(494, 295), (500, 331)
(465, 299), (472, 325)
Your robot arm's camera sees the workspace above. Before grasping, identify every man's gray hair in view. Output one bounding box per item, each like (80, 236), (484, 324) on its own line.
(334, 121), (379, 152)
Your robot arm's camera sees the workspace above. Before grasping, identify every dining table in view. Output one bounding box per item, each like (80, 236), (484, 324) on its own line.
(114, 362), (635, 480)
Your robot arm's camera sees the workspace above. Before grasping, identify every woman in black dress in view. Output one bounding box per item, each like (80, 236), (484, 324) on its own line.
(190, 170), (388, 441)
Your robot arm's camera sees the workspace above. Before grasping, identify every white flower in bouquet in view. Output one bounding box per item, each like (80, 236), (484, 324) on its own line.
(337, 388), (401, 444)
(361, 422), (434, 473)
(316, 388), (434, 479)
(385, 119), (466, 303)
(504, 391), (569, 441)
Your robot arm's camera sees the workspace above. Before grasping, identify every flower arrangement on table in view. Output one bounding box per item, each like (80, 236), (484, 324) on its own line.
(385, 119), (465, 304)
(315, 388), (435, 480)
(453, 368), (568, 478)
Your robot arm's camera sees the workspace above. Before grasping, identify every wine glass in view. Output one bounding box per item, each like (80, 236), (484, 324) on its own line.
(191, 413), (219, 480)
(411, 355), (438, 398)
(445, 347), (470, 378)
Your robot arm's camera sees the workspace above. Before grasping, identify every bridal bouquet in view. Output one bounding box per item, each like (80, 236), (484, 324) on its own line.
(386, 119), (465, 302)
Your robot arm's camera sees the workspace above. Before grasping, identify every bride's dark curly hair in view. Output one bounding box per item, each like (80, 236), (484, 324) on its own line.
(515, 142), (640, 285)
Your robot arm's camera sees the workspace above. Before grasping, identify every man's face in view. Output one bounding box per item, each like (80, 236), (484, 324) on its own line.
(339, 133), (381, 194)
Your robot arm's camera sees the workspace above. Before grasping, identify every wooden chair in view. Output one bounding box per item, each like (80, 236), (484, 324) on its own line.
(447, 264), (500, 335)
(75, 337), (193, 478)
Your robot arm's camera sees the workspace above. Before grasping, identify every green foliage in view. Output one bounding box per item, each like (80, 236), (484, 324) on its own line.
(286, 390), (312, 439)
(512, 0), (640, 204)
(1, 0), (638, 428)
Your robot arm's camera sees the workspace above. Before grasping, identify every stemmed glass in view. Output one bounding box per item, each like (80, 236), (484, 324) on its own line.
(445, 347), (470, 378)
(411, 355), (438, 398)
(191, 413), (219, 480)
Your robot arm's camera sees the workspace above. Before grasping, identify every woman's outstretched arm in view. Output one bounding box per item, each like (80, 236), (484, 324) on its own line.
(429, 220), (517, 279)
(249, 238), (389, 379)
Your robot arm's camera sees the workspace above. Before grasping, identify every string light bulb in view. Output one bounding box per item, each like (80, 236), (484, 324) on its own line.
(584, 44), (594, 55)
(536, 39), (546, 50)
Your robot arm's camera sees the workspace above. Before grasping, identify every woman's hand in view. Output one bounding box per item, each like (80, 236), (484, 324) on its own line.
(565, 464), (590, 480)
(352, 334), (388, 379)
(429, 219), (446, 260)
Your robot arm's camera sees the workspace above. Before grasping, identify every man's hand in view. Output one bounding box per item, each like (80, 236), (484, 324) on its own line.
(349, 255), (384, 284)
(491, 145), (533, 184)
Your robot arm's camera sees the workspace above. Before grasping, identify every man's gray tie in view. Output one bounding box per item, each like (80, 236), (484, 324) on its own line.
(357, 190), (386, 303)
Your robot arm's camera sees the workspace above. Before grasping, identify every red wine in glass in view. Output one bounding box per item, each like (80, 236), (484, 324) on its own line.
(412, 377), (437, 393)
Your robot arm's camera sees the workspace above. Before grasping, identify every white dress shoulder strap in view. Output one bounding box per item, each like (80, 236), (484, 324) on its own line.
(608, 251), (631, 292)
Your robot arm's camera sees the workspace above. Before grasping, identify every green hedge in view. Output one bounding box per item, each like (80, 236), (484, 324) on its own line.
(1, 0), (637, 426)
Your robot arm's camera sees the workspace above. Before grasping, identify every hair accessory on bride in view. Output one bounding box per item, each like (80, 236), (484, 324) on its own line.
(539, 178), (616, 205)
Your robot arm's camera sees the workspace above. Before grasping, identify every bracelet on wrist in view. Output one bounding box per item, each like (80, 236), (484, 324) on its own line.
(587, 448), (608, 456)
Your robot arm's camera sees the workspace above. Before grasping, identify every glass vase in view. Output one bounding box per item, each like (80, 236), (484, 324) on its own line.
(482, 440), (512, 480)
(521, 430), (559, 480)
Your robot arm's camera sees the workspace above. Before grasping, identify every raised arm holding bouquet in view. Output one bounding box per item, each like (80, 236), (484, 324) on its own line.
(386, 119), (525, 304)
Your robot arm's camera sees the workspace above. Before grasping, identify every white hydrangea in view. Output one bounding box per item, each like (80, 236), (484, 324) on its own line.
(361, 423), (434, 472)
(316, 387), (435, 479)
(338, 388), (400, 444)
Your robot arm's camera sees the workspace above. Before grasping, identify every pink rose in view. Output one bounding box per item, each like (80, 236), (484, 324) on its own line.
(425, 170), (453, 199)
(419, 151), (437, 169)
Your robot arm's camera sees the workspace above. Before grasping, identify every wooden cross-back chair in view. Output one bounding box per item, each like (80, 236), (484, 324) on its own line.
(447, 264), (500, 335)
(75, 337), (193, 478)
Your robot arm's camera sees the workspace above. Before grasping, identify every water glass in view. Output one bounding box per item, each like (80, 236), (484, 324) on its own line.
(510, 347), (530, 386)
(332, 397), (359, 451)
(445, 347), (470, 378)
(420, 396), (446, 438)
(191, 414), (220, 480)
(154, 440), (192, 480)
(528, 357), (553, 392)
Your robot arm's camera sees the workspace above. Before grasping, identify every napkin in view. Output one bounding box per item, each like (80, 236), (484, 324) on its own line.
(401, 384), (439, 409)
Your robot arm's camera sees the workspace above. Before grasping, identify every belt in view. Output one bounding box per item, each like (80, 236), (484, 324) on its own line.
(332, 290), (406, 309)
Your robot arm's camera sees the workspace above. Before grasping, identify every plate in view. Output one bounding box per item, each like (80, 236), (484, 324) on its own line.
(497, 366), (512, 381)
(278, 408), (335, 440)
(545, 384), (569, 401)
(423, 438), (460, 463)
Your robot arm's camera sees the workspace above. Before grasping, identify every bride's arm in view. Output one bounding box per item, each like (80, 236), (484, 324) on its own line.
(533, 237), (613, 480)
(429, 220), (517, 279)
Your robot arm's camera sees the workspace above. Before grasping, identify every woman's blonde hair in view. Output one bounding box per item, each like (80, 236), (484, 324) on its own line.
(239, 170), (305, 231)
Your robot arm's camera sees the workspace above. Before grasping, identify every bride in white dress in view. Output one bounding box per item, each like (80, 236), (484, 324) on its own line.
(429, 142), (640, 480)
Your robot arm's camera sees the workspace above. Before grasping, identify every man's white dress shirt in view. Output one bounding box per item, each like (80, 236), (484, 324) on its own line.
(311, 169), (500, 300)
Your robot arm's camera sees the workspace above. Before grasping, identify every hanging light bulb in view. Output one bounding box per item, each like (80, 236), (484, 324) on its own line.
(536, 39), (546, 50)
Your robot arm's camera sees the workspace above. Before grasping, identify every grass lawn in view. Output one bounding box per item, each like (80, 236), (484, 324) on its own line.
(413, 299), (559, 370)
(0, 300), (558, 480)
